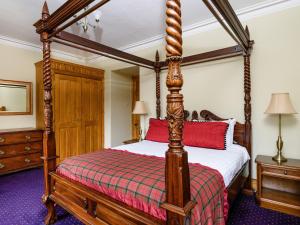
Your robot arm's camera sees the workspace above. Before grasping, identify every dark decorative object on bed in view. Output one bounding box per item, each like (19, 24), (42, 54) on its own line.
(34, 0), (253, 224)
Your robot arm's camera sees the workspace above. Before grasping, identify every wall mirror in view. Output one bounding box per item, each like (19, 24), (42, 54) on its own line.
(0, 79), (32, 115)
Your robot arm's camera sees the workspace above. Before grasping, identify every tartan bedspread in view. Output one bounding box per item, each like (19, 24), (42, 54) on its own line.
(56, 149), (228, 225)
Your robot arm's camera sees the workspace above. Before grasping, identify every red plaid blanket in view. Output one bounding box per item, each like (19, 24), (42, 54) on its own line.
(57, 149), (228, 225)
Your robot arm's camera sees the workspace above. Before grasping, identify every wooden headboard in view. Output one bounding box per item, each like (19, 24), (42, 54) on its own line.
(184, 110), (249, 154)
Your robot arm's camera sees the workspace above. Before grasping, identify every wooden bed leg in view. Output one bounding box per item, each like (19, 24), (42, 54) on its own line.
(42, 133), (57, 225)
(40, 2), (57, 224)
(43, 195), (57, 225)
(161, 1), (196, 224)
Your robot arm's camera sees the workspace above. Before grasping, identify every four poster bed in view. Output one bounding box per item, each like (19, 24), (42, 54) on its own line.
(34, 0), (254, 224)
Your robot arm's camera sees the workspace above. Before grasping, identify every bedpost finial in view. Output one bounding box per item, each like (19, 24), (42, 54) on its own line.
(245, 25), (250, 38)
(42, 1), (50, 19)
(155, 50), (159, 62)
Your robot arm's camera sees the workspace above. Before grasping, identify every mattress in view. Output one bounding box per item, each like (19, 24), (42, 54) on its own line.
(57, 148), (228, 224)
(114, 140), (250, 187)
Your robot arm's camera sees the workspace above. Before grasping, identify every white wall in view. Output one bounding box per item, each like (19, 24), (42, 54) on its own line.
(110, 71), (132, 147)
(0, 44), (41, 129)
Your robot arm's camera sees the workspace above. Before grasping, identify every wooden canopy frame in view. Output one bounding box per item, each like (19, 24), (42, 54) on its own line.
(34, 0), (253, 224)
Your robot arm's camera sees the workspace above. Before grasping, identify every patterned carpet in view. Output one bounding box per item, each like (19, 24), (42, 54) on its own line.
(0, 168), (299, 225)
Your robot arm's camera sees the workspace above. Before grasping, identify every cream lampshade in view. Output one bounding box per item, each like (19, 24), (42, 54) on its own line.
(133, 101), (147, 115)
(133, 101), (147, 140)
(265, 93), (297, 163)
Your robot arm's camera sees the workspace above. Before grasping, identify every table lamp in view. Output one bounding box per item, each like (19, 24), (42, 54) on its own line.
(265, 93), (297, 163)
(133, 101), (147, 141)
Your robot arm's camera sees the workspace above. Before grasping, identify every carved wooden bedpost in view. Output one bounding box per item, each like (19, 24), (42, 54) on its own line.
(244, 26), (252, 192)
(40, 2), (57, 224)
(155, 50), (161, 119)
(161, 1), (195, 224)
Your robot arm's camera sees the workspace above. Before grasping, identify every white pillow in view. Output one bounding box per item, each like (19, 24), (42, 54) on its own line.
(223, 119), (236, 148)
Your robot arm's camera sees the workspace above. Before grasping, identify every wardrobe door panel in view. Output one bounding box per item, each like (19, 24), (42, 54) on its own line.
(82, 78), (103, 153)
(55, 74), (82, 162)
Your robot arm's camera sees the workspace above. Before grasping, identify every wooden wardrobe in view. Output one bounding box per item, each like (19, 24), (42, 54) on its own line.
(35, 59), (104, 163)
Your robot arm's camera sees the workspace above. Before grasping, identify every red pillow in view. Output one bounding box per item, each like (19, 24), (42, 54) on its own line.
(183, 121), (228, 150)
(145, 118), (169, 143)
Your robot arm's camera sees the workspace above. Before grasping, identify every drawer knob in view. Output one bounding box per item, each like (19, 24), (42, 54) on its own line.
(0, 150), (5, 155)
(284, 170), (288, 175)
(24, 146), (31, 151)
(25, 135), (31, 140)
(0, 163), (5, 169)
(24, 158), (31, 163)
(0, 137), (5, 143)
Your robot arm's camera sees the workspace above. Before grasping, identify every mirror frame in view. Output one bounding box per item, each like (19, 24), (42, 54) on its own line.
(0, 79), (32, 116)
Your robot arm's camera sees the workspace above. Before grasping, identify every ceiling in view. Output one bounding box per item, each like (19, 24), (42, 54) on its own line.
(0, 0), (271, 58)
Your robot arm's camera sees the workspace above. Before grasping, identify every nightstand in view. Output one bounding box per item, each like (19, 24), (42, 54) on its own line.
(255, 155), (300, 217)
(123, 139), (140, 145)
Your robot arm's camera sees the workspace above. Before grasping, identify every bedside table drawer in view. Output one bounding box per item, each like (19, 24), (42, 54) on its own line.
(263, 167), (300, 180)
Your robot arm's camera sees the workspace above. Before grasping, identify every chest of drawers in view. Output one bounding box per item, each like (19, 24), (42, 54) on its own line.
(0, 128), (43, 175)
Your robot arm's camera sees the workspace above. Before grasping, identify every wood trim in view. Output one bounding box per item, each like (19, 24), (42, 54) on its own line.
(40, 6), (57, 224)
(50, 172), (165, 225)
(160, 45), (243, 69)
(244, 52), (252, 190)
(34, 0), (96, 34)
(154, 51), (161, 118)
(49, 0), (110, 38)
(208, 0), (251, 51)
(131, 75), (140, 139)
(0, 79), (32, 116)
(35, 59), (104, 80)
(160, 1), (194, 224)
(55, 31), (155, 69)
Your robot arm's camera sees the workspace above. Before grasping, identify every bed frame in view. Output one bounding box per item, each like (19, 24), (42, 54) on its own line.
(34, 0), (254, 224)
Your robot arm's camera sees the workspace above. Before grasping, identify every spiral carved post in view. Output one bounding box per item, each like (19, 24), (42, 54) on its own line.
(161, 1), (195, 224)
(243, 26), (252, 192)
(41, 2), (57, 224)
(244, 53), (252, 191)
(155, 50), (161, 119)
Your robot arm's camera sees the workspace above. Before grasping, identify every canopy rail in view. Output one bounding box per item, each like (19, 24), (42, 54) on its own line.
(203, 0), (251, 52)
(55, 31), (155, 69)
(34, 0), (96, 34)
(52, 39), (153, 69)
(160, 45), (243, 70)
(203, 0), (246, 52)
(49, 0), (110, 38)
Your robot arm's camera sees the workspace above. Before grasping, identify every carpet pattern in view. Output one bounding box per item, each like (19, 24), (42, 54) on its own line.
(0, 168), (299, 225)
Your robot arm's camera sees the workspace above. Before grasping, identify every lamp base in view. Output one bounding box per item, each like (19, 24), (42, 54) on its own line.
(272, 152), (287, 163)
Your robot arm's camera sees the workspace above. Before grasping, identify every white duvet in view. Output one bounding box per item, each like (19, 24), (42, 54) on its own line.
(114, 140), (250, 187)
